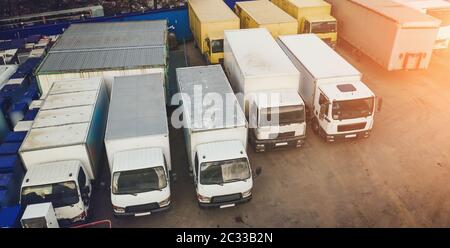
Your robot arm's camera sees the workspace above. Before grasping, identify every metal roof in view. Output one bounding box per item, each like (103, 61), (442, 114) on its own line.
(38, 47), (165, 73)
(176, 65), (247, 131)
(113, 148), (165, 172)
(105, 73), (168, 141)
(37, 20), (167, 74)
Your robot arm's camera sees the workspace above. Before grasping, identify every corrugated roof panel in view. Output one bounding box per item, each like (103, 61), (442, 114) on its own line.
(39, 47), (165, 73)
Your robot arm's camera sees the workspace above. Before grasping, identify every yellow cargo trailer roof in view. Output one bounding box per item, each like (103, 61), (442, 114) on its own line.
(189, 0), (239, 22)
(236, 0), (297, 24)
(289, 0), (331, 8)
(348, 0), (441, 27)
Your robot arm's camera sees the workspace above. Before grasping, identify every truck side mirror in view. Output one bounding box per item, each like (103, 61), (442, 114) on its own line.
(376, 97), (383, 113)
(170, 172), (177, 183)
(83, 186), (90, 196)
(253, 167), (262, 178)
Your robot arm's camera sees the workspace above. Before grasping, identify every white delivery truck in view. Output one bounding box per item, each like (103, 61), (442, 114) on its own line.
(326, 0), (441, 71)
(223, 28), (306, 152)
(278, 34), (381, 142)
(176, 65), (254, 208)
(105, 74), (172, 217)
(19, 77), (108, 226)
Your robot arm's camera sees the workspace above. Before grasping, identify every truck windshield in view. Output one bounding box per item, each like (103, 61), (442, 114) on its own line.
(332, 97), (374, 120)
(21, 181), (79, 208)
(211, 39), (224, 53)
(200, 158), (250, 185)
(311, 21), (337, 34)
(112, 167), (167, 195)
(259, 105), (305, 126)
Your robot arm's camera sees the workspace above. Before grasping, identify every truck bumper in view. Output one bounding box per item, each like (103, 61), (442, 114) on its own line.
(323, 130), (371, 142)
(113, 203), (171, 217)
(198, 195), (252, 209)
(250, 131), (306, 153)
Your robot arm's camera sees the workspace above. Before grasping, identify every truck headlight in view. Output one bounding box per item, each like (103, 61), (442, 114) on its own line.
(113, 205), (125, 213)
(197, 193), (211, 203)
(256, 144), (265, 152)
(158, 197), (171, 207)
(242, 189), (252, 198)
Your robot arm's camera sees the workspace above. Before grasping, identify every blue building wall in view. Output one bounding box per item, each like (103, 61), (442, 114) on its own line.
(0, 7), (192, 42)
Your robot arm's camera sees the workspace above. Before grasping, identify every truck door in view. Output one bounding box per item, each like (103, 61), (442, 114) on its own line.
(402, 52), (425, 70)
(315, 92), (330, 133)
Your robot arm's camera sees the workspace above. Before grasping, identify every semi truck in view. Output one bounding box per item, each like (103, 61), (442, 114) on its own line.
(278, 34), (380, 142)
(271, 0), (338, 48)
(393, 0), (450, 49)
(326, 0), (441, 70)
(224, 28), (306, 152)
(18, 77), (108, 225)
(235, 0), (298, 38)
(188, 0), (240, 64)
(176, 65), (254, 208)
(104, 73), (172, 217)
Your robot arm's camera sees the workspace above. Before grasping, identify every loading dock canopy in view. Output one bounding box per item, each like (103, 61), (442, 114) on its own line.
(349, 0), (441, 27)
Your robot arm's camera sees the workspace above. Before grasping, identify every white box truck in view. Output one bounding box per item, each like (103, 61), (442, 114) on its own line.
(223, 28), (306, 152)
(19, 77), (108, 226)
(326, 0), (441, 70)
(278, 34), (381, 142)
(393, 0), (450, 49)
(176, 65), (254, 208)
(104, 73), (172, 217)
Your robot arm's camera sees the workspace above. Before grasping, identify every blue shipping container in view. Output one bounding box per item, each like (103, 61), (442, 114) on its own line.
(0, 205), (22, 228)
(0, 143), (21, 156)
(3, 132), (27, 143)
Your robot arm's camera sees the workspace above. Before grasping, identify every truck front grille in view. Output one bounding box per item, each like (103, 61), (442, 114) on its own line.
(125, 203), (160, 213)
(338, 123), (367, 132)
(211, 193), (242, 204)
(269, 131), (295, 139)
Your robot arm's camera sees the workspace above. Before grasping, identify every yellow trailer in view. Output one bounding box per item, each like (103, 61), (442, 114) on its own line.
(271, 0), (338, 48)
(188, 0), (240, 64)
(235, 0), (298, 38)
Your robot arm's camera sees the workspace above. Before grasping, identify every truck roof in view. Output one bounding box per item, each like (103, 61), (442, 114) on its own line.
(48, 77), (102, 95)
(289, 0), (331, 8)
(32, 105), (94, 129)
(236, 0), (297, 24)
(224, 28), (298, 78)
(22, 160), (81, 187)
(393, 0), (450, 11)
(41, 91), (98, 110)
(254, 89), (305, 108)
(319, 81), (375, 101)
(197, 140), (247, 163)
(305, 14), (336, 22)
(176, 65), (247, 132)
(349, 0), (441, 27)
(113, 148), (165, 172)
(189, 0), (239, 23)
(278, 34), (361, 79)
(105, 73), (168, 141)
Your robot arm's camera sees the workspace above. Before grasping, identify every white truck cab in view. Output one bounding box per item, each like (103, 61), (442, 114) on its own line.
(250, 89), (306, 152)
(110, 148), (171, 216)
(194, 140), (253, 208)
(278, 34), (380, 142)
(20, 161), (92, 226)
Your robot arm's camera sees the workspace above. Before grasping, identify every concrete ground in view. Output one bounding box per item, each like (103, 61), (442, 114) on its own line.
(90, 40), (450, 227)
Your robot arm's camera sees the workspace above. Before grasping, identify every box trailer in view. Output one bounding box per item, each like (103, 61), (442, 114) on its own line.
(188, 0), (240, 64)
(326, 0), (441, 70)
(105, 73), (172, 216)
(36, 20), (168, 97)
(271, 0), (338, 48)
(19, 77), (108, 225)
(393, 0), (450, 49)
(235, 0), (298, 38)
(278, 34), (380, 142)
(224, 28), (306, 152)
(176, 65), (253, 208)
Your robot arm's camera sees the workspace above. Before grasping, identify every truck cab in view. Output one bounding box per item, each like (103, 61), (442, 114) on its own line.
(312, 82), (377, 142)
(193, 140), (252, 208)
(111, 148), (171, 216)
(205, 34), (225, 64)
(302, 15), (337, 48)
(249, 90), (306, 152)
(20, 160), (92, 226)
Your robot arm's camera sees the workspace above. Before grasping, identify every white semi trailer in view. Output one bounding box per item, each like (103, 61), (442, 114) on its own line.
(278, 34), (381, 142)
